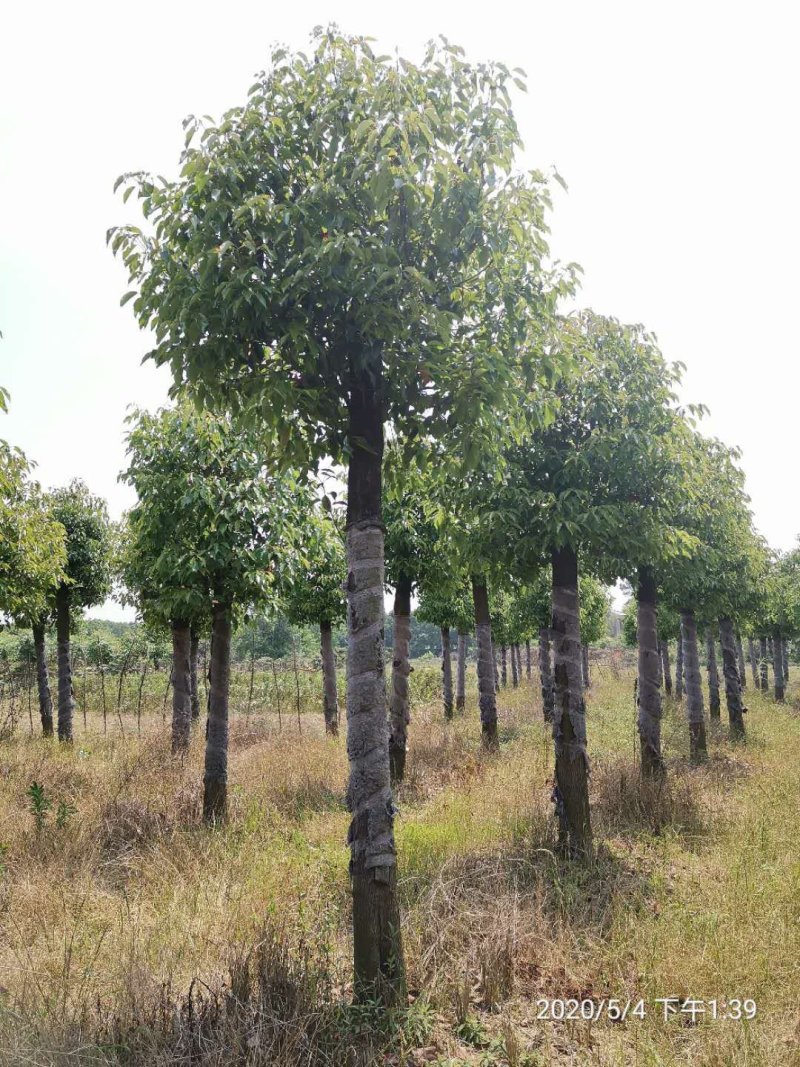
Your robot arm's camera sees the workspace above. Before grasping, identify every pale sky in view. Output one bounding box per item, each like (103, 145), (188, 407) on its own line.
(1, 1), (798, 620)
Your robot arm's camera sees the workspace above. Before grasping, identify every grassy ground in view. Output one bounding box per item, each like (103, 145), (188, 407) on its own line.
(0, 662), (798, 1065)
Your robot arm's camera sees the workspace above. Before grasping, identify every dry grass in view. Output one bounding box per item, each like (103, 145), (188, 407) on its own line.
(0, 667), (799, 1065)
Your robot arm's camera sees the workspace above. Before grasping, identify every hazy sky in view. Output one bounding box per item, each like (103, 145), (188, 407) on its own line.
(2, 1), (798, 619)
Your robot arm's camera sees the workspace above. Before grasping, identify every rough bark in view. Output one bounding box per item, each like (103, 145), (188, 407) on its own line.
(510, 641), (519, 688)
(760, 636), (769, 691)
(189, 627), (201, 721)
(706, 633), (721, 719)
(345, 366), (404, 1004)
(681, 611), (707, 762)
(501, 646), (508, 688)
(171, 620), (192, 753)
(747, 637), (759, 690)
(472, 576), (498, 748)
(55, 585), (74, 742)
(456, 632), (467, 712)
(440, 627), (454, 719)
(538, 627), (554, 722)
(675, 631), (684, 700)
(636, 566), (663, 776)
(773, 634), (785, 702)
(388, 577), (412, 781)
(320, 620), (339, 736)
(719, 617), (745, 739)
(782, 638), (790, 683)
(516, 644), (523, 683)
(525, 639), (532, 680)
(203, 604), (231, 822)
(581, 644), (591, 689)
(660, 639), (673, 696)
(736, 634), (747, 691)
(551, 546), (592, 857)
(32, 621), (53, 738)
(493, 644), (499, 693)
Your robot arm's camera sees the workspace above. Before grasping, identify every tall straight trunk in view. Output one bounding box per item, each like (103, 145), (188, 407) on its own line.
(747, 637), (759, 690)
(516, 644), (523, 683)
(581, 644), (591, 689)
(455, 632), (467, 712)
(388, 577), (412, 781)
(189, 627), (200, 721)
(510, 641), (519, 688)
(472, 576), (498, 748)
(525, 639), (532, 679)
(345, 363), (404, 1004)
(636, 566), (663, 776)
(203, 604), (231, 822)
(500, 646), (508, 688)
(767, 637), (774, 673)
(773, 634), (785, 702)
(441, 626), (454, 719)
(551, 546), (591, 857)
(782, 638), (790, 683)
(675, 631), (684, 700)
(55, 585), (74, 742)
(493, 644), (499, 693)
(706, 633), (721, 719)
(736, 635), (747, 691)
(320, 620), (339, 736)
(760, 636), (769, 691)
(171, 620), (192, 753)
(32, 621), (53, 738)
(538, 627), (554, 722)
(681, 611), (707, 762)
(719, 617), (745, 739)
(660, 640), (673, 696)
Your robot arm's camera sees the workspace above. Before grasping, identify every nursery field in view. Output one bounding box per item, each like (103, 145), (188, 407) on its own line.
(0, 662), (798, 1066)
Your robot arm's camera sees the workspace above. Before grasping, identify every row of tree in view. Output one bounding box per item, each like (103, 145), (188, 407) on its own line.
(3, 28), (800, 1006)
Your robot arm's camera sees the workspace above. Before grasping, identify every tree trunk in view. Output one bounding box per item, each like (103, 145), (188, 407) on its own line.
(320, 620), (339, 736)
(538, 627), (554, 722)
(747, 637), (759, 690)
(581, 644), (591, 689)
(525, 639), (532, 679)
(171, 620), (192, 753)
(706, 633), (721, 719)
(681, 611), (707, 762)
(510, 641), (519, 688)
(456, 632), (467, 712)
(472, 576), (498, 748)
(759, 636), (769, 690)
(500, 645), (508, 688)
(189, 627), (201, 721)
(637, 566), (663, 776)
(32, 621), (53, 738)
(551, 546), (592, 857)
(660, 639), (673, 697)
(388, 577), (412, 781)
(719, 617), (745, 739)
(493, 645), (499, 693)
(675, 630), (684, 700)
(55, 585), (74, 742)
(516, 644), (523, 683)
(736, 635), (747, 691)
(203, 604), (231, 822)
(782, 638), (790, 684)
(773, 634), (785, 702)
(344, 364), (404, 1004)
(441, 626), (454, 719)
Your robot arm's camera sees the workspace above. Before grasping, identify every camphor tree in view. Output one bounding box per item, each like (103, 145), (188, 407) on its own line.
(112, 30), (567, 999)
(762, 546), (800, 702)
(279, 501), (347, 735)
(577, 574), (610, 688)
(47, 481), (113, 742)
(416, 567), (474, 718)
(0, 438), (67, 735)
(661, 433), (764, 750)
(484, 311), (692, 848)
(121, 404), (305, 810)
